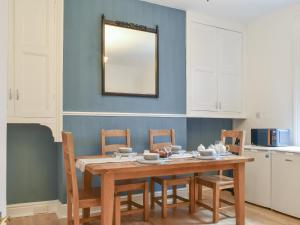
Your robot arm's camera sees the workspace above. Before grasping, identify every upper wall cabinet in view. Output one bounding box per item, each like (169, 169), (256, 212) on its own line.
(8, 0), (63, 141)
(186, 12), (246, 119)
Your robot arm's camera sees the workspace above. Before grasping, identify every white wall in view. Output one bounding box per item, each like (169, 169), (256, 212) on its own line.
(0, 0), (8, 216)
(234, 3), (300, 144)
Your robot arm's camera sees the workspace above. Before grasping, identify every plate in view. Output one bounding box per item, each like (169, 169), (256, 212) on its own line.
(169, 153), (193, 159)
(194, 155), (217, 160)
(220, 152), (233, 156)
(114, 152), (137, 157)
(137, 159), (172, 164)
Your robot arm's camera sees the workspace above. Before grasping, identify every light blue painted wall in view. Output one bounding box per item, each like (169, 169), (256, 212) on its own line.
(63, 0), (186, 113)
(7, 0), (233, 204)
(187, 118), (233, 150)
(7, 124), (58, 204)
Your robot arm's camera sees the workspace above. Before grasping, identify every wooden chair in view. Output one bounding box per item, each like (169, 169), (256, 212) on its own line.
(62, 131), (121, 225)
(149, 129), (195, 218)
(101, 129), (131, 155)
(194, 129), (245, 223)
(100, 129), (149, 222)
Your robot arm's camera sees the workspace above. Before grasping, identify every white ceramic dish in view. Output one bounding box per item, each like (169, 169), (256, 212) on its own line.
(199, 149), (216, 156)
(137, 159), (171, 164)
(220, 152), (232, 156)
(171, 145), (182, 151)
(118, 147), (133, 153)
(114, 152), (137, 157)
(143, 153), (160, 160)
(195, 155), (217, 160)
(169, 153), (193, 159)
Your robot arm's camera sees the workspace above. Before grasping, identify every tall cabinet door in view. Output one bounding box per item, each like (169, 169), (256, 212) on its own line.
(244, 150), (271, 208)
(271, 152), (300, 218)
(14, 0), (56, 117)
(218, 29), (243, 113)
(188, 22), (218, 112)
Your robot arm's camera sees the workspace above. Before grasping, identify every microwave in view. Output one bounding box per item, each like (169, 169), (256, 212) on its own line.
(251, 129), (290, 147)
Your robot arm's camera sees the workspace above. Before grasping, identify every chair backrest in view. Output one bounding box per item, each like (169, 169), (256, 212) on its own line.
(221, 129), (245, 155)
(62, 132), (79, 204)
(149, 129), (175, 151)
(100, 129), (131, 155)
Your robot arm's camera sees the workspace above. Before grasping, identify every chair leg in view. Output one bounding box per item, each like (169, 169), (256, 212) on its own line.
(73, 203), (80, 225)
(198, 184), (203, 202)
(162, 180), (168, 219)
(172, 175), (177, 204)
(67, 200), (72, 225)
(127, 191), (132, 210)
(114, 196), (121, 225)
(150, 177), (155, 209)
(143, 183), (149, 221)
(189, 178), (195, 214)
(213, 185), (220, 223)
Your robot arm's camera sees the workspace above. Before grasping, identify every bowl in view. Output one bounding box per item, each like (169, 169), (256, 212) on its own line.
(199, 149), (216, 157)
(143, 153), (160, 160)
(171, 145), (182, 151)
(118, 147), (133, 153)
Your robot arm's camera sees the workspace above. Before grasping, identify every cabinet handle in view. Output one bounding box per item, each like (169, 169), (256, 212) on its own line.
(285, 159), (293, 162)
(215, 102), (218, 110)
(16, 89), (20, 100)
(219, 102), (222, 110)
(8, 89), (13, 100)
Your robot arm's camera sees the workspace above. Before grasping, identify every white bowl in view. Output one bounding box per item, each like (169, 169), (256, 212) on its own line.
(199, 149), (216, 156)
(143, 153), (160, 160)
(118, 147), (133, 153)
(171, 145), (182, 151)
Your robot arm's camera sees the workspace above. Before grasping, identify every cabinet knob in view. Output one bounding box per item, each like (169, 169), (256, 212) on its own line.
(265, 154), (269, 159)
(16, 89), (20, 100)
(8, 89), (13, 100)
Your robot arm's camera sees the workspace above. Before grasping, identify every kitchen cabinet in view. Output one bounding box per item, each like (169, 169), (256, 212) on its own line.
(271, 152), (300, 218)
(186, 12), (245, 119)
(244, 145), (300, 219)
(244, 149), (271, 208)
(8, 0), (63, 141)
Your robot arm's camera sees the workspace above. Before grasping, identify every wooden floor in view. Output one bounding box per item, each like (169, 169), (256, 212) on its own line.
(9, 191), (300, 225)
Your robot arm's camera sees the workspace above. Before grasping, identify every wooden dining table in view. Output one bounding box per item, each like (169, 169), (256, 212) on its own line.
(80, 155), (254, 225)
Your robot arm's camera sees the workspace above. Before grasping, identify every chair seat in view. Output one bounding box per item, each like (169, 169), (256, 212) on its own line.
(70, 187), (101, 208)
(153, 176), (191, 186)
(196, 175), (234, 188)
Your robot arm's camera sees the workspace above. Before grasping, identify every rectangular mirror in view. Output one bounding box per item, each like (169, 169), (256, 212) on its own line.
(102, 16), (159, 97)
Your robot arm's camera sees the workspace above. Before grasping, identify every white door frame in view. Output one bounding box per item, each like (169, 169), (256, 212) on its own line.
(0, 0), (8, 216)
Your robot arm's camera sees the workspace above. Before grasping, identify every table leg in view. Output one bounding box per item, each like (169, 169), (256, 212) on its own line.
(101, 172), (115, 225)
(233, 163), (245, 225)
(82, 171), (92, 224)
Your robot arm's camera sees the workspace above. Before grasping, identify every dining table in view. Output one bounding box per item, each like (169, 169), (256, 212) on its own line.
(78, 154), (254, 225)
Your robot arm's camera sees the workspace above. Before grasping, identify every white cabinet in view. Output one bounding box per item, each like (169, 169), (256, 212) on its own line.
(186, 13), (245, 118)
(244, 150), (271, 208)
(271, 152), (300, 218)
(189, 23), (219, 112)
(8, 0), (63, 141)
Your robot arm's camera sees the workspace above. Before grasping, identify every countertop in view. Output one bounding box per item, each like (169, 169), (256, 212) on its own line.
(244, 145), (300, 154)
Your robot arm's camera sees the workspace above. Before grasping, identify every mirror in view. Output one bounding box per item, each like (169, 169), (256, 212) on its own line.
(102, 16), (159, 97)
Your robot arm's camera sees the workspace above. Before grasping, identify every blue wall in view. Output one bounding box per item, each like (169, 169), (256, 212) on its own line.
(7, 124), (58, 204)
(64, 0), (186, 113)
(7, 0), (232, 204)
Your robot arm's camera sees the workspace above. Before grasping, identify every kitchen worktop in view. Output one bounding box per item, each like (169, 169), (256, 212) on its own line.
(245, 145), (300, 154)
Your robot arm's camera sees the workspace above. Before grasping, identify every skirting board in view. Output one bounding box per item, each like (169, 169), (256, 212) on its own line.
(7, 187), (194, 219)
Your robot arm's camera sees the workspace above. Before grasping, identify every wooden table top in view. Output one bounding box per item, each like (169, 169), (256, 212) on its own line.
(77, 155), (254, 178)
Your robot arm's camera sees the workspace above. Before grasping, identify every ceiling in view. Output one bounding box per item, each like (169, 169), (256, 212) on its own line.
(142, 0), (300, 24)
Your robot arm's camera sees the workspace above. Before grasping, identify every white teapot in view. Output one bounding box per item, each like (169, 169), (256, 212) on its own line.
(197, 144), (206, 151)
